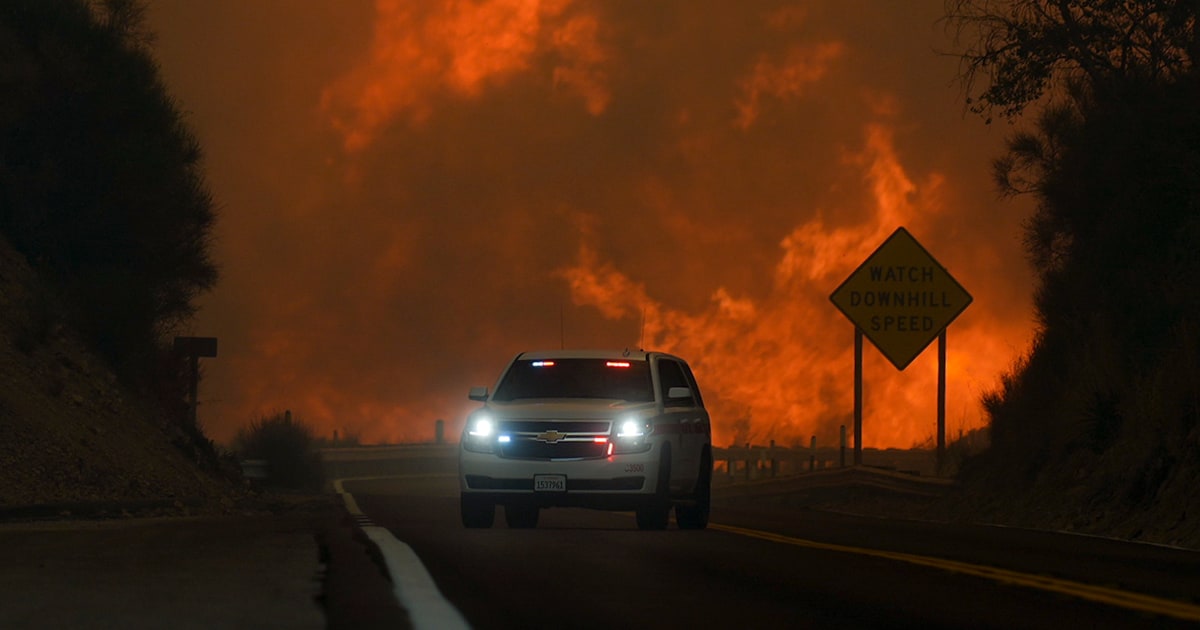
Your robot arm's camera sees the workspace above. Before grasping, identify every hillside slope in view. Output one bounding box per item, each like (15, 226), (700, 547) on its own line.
(0, 236), (238, 512)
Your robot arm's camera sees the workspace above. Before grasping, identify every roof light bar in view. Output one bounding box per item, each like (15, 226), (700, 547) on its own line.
(531, 360), (556, 367)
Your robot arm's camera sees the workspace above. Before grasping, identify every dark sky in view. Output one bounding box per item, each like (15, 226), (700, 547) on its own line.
(147, 0), (1035, 447)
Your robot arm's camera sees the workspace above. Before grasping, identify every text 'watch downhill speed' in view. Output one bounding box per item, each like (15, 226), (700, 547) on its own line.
(459, 349), (713, 530)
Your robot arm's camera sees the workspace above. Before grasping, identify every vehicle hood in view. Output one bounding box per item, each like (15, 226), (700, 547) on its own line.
(485, 399), (656, 419)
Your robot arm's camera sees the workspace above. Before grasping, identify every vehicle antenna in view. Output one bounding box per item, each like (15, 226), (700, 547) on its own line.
(560, 303), (565, 350)
(638, 306), (645, 350)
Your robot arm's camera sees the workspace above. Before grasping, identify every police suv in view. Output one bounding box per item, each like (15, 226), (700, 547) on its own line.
(459, 349), (713, 530)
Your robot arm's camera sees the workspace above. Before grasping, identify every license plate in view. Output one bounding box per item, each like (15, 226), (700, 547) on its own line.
(534, 474), (566, 492)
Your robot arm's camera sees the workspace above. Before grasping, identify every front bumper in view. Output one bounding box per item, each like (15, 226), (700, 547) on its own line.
(459, 443), (663, 509)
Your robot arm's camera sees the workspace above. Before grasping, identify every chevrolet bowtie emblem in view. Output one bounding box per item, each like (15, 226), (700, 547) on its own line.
(535, 430), (567, 444)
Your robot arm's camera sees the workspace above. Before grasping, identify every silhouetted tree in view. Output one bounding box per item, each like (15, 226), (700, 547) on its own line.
(946, 0), (1199, 121)
(947, 1), (1200, 521)
(0, 0), (217, 380)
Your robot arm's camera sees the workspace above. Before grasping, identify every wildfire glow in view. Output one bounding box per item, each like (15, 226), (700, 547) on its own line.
(149, 2), (1035, 449)
(561, 123), (1026, 448)
(320, 0), (608, 152)
(735, 42), (845, 129)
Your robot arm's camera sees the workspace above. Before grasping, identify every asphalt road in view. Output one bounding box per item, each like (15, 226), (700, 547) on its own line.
(0, 514), (327, 630)
(6, 445), (1196, 629)
(344, 464), (1200, 630)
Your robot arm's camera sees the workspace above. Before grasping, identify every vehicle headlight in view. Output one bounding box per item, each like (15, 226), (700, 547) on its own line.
(612, 416), (652, 455)
(468, 415), (494, 437)
(463, 414), (497, 453)
(617, 417), (646, 437)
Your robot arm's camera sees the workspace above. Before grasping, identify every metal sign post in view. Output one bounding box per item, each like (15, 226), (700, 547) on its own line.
(854, 328), (863, 466)
(938, 329), (947, 472)
(174, 336), (218, 427)
(830, 228), (971, 474)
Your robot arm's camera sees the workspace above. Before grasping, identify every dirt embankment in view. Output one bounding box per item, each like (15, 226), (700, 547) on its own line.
(0, 236), (242, 515)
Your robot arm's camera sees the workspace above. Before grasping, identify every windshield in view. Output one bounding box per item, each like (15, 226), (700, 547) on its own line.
(492, 358), (654, 402)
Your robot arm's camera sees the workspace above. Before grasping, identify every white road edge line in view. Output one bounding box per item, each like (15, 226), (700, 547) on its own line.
(333, 478), (471, 630)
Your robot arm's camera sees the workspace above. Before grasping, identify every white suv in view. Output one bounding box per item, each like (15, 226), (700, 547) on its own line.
(459, 349), (713, 530)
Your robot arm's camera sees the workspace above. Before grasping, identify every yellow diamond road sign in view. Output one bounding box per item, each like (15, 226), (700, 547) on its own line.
(830, 227), (972, 370)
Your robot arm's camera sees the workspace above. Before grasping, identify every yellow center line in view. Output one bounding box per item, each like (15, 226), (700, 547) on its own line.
(710, 522), (1200, 622)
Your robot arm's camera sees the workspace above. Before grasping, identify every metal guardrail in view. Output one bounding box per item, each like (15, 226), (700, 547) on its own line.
(713, 445), (939, 480)
(312, 443), (937, 476)
(711, 465), (955, 509)
(318, 444), (456, 462)
(317, 444), (458, 480)
(239, 459), (269, 480)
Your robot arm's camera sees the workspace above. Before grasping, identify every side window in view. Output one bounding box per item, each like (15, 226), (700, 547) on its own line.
(657, 359), (694, 406)
(680, 362), (705, 408)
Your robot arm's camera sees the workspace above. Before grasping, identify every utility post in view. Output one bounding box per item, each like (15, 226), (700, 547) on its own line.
(174, 336), (217, 427)
(769, 439), (776, 477)
(839, 424), (847, 468)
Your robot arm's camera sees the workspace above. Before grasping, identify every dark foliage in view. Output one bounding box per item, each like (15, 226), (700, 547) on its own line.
(948, 1), (1200, 530)
(0, 0), (217, 381)
(945, 0), (1200, 121)
(234, 412), (325, 491)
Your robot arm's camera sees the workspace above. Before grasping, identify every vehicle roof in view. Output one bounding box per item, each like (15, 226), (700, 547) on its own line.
(516, 349), (674, 362)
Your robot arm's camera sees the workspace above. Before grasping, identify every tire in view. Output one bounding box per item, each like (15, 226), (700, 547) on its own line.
(460, 494), (494, 528)
(504, 504), (539, 529)
(675, 450), (711, 530)
(636, 445), (672, 530)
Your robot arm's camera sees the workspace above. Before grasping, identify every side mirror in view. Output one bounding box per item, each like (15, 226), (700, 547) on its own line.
(667, 386), (692, 401)
(468, 386), (489, 402)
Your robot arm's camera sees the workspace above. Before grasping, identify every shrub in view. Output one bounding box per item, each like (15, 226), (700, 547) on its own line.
(233, 411), (324, 491)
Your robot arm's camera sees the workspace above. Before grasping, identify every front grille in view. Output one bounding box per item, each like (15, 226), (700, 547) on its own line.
(499, 439), (607, 459)
(498, 420), (611, 433)
(496, 419), (612, 460)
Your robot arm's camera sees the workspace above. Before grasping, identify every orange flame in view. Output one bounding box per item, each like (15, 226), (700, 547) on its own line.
(561, 123), (1027, 448)
(171, 1), (1035, 449)
(321, 0), (608, 152)
(735, 41), (845, 129)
